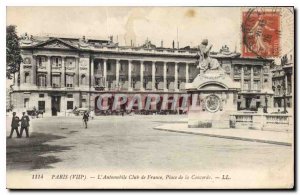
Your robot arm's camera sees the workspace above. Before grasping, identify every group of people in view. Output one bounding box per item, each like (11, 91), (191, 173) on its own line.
(8, 112), (30, 139)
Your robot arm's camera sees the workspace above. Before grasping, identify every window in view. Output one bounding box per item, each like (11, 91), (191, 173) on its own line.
(66, 75), (74, 87)
(24, 98), (29, 109)
(67, 101), (74, 110)
(24, 72), (30, 83)
(38, 57), (42, 66)
(67, 58), (75, 67)
(81, 74), (86, 85)
(37, 74), (46, 87)
(38, 101), (45, 111)
(67, 94), (73, 98)
(253, 81), (258, 90)
(81, 99), (87, 108)
(39, 94), (44, 98)
(243, 81), (250, 90)
(52, 75), (61, 88)
(52, 57), (61, 67)
(234, 66), (241, 75)
(107, 63), (111, 71)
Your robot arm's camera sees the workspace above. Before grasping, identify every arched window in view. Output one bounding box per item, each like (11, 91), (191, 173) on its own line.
(81, 74), (86, 85)
(277, 85), (281, 96)
(24, 72), (30, 83)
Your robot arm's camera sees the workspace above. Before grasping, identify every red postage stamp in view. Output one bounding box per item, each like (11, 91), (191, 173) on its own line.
(242, 9), (280, 57)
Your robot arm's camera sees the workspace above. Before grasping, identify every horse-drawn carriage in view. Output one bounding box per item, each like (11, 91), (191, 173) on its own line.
(27, 109), (44, 118)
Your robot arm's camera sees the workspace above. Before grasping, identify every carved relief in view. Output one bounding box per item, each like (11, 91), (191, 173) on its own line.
(253, 66), (261, 76)
(23, 57), (31, 64)
(42, 41), (71, 49)
(204, 95), (221, 113)
(234, 65), (241, 75)
(223, 64), (231, 73)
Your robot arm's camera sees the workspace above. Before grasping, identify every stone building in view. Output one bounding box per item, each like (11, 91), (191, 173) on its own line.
(271, 53), (293, 110)
(10, 35), (274, 116)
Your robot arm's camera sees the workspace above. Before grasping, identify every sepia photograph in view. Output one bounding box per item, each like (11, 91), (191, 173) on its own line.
(5, 6), (295, 189)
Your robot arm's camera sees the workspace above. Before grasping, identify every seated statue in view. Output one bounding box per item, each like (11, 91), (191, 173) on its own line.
(196, 39), (223, 74)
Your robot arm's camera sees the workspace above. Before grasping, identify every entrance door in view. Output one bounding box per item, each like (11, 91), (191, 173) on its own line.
(245, 98), (251, 110)
(38, 101), (45, 112)
(51, 96), (61, 116)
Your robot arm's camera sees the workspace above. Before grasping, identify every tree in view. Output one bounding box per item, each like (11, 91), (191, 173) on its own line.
(6, 25), (22, 79)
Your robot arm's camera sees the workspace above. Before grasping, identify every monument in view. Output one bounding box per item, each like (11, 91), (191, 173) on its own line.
(186, 39), (240, 128)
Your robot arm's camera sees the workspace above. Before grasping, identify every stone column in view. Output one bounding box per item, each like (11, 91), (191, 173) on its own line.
(163, 62), (167, 91)
(116, 59), (120, 88)
(250, 66), (254, 90)
(91, 58), (94, 88)
(185, 63), (189, 83)
(140, 61), (144, 91)
(128, 60), (132, 91)
(241, 66), (244, 91)
(175, 62), (178, 91)
(103, 59), (107, 90)
(76, 57), (80, 87)
(47, 56), (51, 87)
(32, 55), (36, 85)
(19, 61), (24, 86)
(285, 74), (288, 93)
(152, 61), (156, 90)
(61, 57), (65, 87)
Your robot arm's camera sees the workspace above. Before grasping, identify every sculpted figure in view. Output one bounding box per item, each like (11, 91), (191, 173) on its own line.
(196, 39), (220, 73)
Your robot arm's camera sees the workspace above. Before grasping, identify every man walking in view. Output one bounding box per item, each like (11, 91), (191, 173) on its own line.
(20, 112), (30, 138)
(82, 111), (89, 129)
(8, 112), (20, 138)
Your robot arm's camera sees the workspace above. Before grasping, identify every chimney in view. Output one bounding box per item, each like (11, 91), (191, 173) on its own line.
(131, 40), (133, 47)
(177, 42), (179, 49)
(161, 40), (163, 48)
(109, 35), (113, 42)
(172, 40), (175, 49)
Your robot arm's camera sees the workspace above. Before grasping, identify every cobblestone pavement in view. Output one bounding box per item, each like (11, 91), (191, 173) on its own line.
(6, 115), (293, 173)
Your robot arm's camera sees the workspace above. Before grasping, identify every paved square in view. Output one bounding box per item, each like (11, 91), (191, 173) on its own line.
(7, 115), (293, 173)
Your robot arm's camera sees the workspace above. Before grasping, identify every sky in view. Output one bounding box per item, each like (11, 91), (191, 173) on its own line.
(7, 7), (242, 52)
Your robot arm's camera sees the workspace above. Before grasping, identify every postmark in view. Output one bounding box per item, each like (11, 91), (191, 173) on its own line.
(242, 8), (281, 58)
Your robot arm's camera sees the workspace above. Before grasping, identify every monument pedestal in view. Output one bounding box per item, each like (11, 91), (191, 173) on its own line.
(186, 69), (240, 129)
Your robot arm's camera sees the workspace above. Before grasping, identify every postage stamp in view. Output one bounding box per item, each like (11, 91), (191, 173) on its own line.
(242, 8), (281, 58)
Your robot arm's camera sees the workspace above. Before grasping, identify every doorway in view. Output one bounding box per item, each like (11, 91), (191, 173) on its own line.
(51, 96), (61, 116)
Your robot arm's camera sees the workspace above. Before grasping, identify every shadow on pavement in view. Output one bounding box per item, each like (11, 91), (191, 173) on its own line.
(7, 132), (72, 170)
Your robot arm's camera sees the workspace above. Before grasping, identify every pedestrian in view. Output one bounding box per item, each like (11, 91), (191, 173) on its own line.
(90, 110), (94, 120)
(82, 111), (89, 129)
(8, 112), (20, 138)
(20, 112), (30, 138)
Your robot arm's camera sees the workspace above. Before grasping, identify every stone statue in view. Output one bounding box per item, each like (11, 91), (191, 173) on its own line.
(196, 39), (221, 73)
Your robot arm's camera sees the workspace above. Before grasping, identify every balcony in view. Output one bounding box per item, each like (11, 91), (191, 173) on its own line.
(240, 89), (261, 93)
(52, 84), (61, 88)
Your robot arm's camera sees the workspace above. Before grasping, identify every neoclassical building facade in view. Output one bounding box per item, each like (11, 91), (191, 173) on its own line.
(271, 53), (294, 109)
(10, 35), (275, 116)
